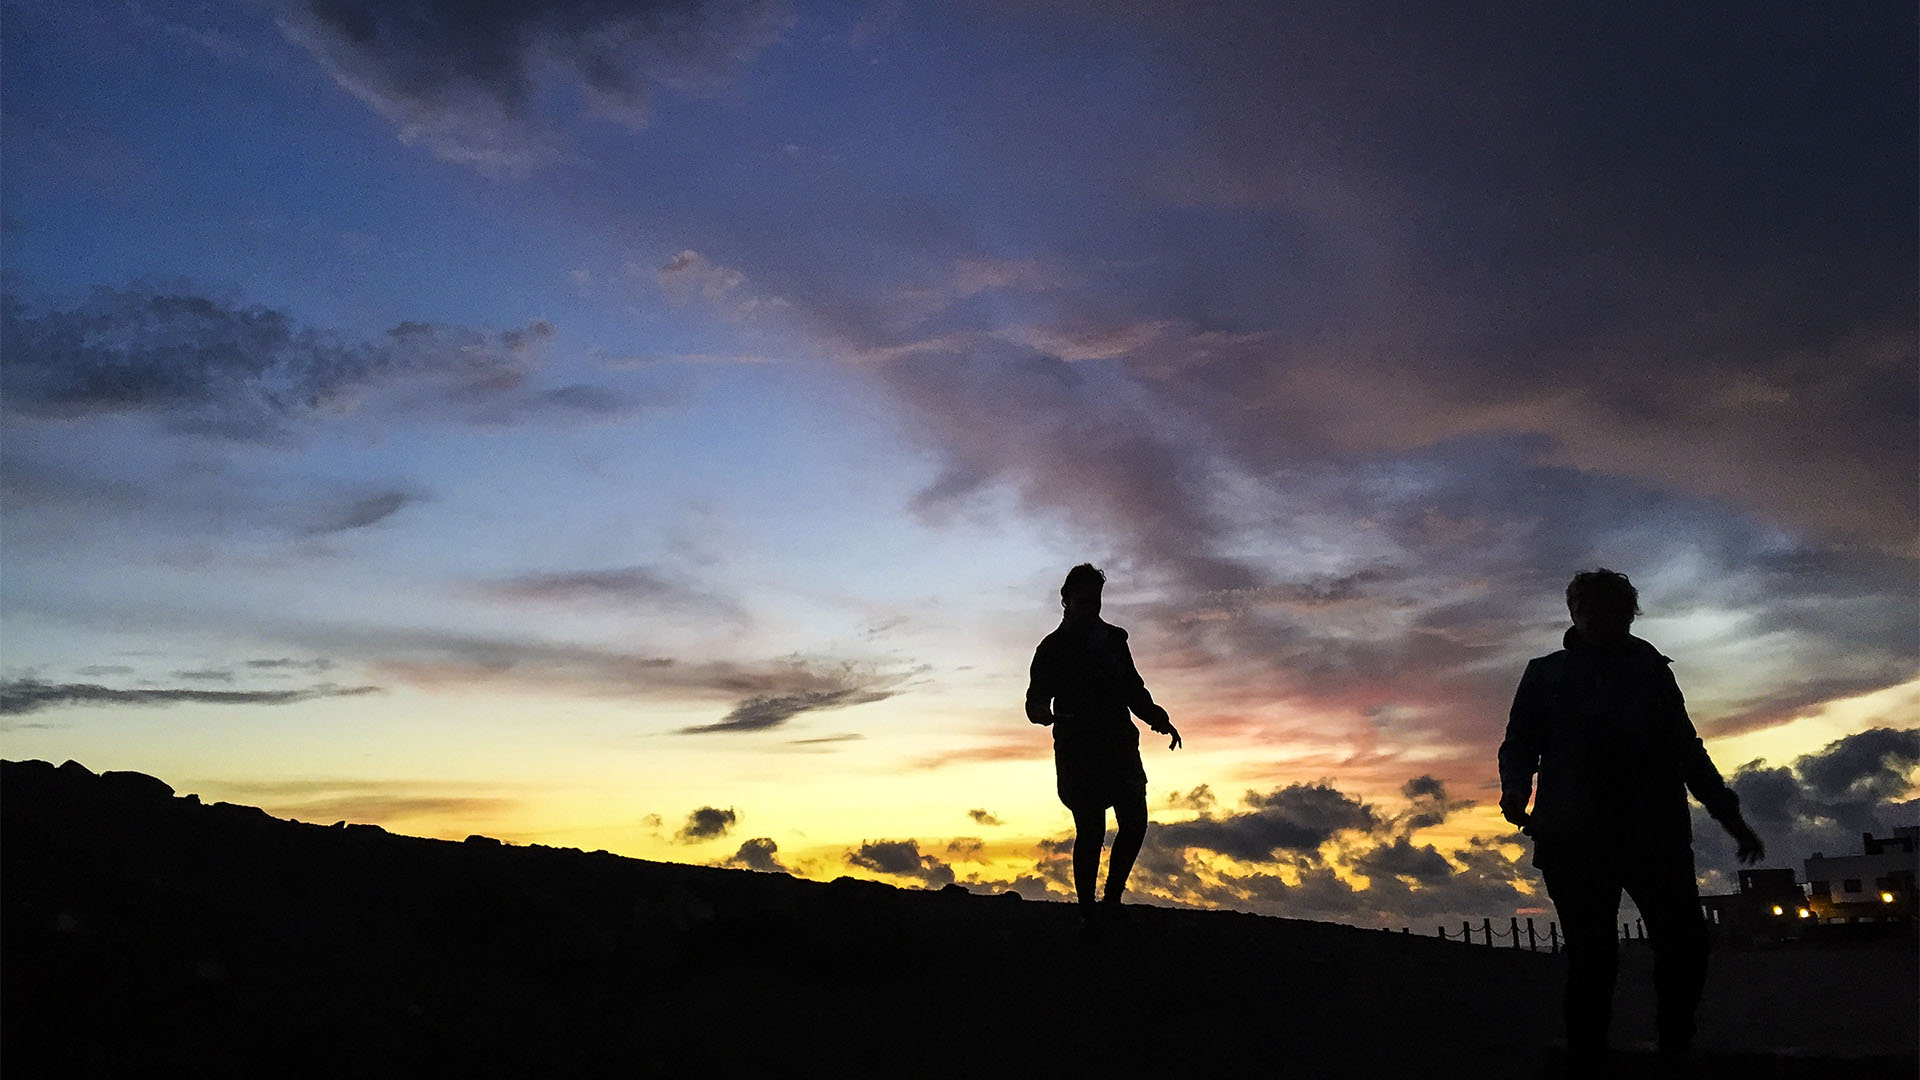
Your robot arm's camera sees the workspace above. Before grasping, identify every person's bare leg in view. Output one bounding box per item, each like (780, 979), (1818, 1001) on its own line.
(1070, 804), (1107, 915)
(1104, 791), (1148, 904)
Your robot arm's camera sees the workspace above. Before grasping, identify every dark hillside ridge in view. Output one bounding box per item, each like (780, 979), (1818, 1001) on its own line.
(4, 760), (1911, 1078)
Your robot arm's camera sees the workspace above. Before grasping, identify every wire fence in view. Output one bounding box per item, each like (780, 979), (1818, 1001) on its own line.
(1384, 916), (1652, 952)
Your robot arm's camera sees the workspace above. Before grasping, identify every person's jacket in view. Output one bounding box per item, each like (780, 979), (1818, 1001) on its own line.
(1498, 628), (1739, 857)
(1025, 618), (1169, 752)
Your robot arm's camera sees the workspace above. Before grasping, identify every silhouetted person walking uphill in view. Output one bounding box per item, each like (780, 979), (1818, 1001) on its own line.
(1027, 564), (1180, 935)
(1499, 568), (1764, 1074)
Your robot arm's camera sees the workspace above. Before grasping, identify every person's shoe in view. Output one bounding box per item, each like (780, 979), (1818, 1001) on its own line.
(1654, 1047), (1705, 1080)
(1099, 897), (1132, 929)
(1562, 1046), (1612, 1080)
(1075, 905), (1102, 942)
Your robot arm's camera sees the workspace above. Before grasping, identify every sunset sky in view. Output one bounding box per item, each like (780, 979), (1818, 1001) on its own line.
(3, 0), (1915, 927)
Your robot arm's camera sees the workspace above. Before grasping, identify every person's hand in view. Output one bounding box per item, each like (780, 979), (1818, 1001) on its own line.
(1163, 723), (1181, 750)
(1726, 818), (1765, 864)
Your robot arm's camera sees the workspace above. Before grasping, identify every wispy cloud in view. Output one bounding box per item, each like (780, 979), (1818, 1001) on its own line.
(474, 565), (743, 621)
(679, 686), (893, 735)
(0, 678), (379, 716)
(0, 288), (635, 441)
(209, 776), (517, 826)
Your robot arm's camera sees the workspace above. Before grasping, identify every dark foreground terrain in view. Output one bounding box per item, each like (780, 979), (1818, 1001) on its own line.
(4, 760), (1912, 1078)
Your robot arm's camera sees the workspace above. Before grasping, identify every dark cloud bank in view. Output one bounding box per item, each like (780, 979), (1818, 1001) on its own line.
(971, 732), (1917, 924)
(685, 2), (1917, 764)
(1692, 727), (1920, 892)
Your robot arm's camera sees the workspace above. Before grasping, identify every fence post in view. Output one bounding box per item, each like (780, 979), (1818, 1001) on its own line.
(1511, 916), (1522, 949)
(1549, 922), (1558, 954)
(1464, 920), (1473, 944)
(1438, 926), (1447, 940)
(1483, 917), (1493, 945)
(1635, 918), (1644, 940)
(1621, 922), (1630, 941)
(1402, 927), (1410, 934)
(1527, 917), (1537, 951)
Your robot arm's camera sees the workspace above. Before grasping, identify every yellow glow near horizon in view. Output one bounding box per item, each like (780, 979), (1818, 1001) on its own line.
(1706, 677), (1920, 771)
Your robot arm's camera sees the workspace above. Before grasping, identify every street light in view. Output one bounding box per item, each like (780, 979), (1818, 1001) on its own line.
(1770, 904), (1783, 915)
(1882, 892), (1896, 904)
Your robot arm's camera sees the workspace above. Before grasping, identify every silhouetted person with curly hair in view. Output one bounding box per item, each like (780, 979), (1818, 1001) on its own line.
(1026, 563), (1180, 935)
(1499, 568), (1764, 1075)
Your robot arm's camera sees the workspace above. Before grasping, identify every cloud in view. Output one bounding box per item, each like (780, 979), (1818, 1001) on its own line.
(679, 685), (893, 734)
(244, 658), (336, 673)
(629, 4), (1913, 792)
(652, 250), (787, 319)
(277, 622), (910, 725)
(475, 565), (742, 621)
(1351, 838), (1455, 887)
(207, 776), (515, 826)
(946, 837), (986, 861)
(966, 775), (1545, 926)
(0, 678), (380, 716)
(845, 839), (955, 888)
(675, 805), (737, 843)
(1401, 776), (1446, 800)
(277, 0), (789, 172)
(966, 808), (1002, 826)
(1164, 784), (1217, 813)
(0, 288), (629, 440)
(720, 836), (789, 873)
(1152, 782), (1377, 863)
(1062, 728), (1911, 923)
(1390, 775), (1474, 835)
(303, 489), (420, 536)
(1693, 727), (1920, 886)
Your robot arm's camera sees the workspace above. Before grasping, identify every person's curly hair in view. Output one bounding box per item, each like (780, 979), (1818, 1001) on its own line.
(1566, 568), (1640, 617)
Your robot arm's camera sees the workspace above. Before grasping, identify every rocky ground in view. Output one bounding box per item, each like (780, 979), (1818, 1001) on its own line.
(4, 759), (1912, 1078)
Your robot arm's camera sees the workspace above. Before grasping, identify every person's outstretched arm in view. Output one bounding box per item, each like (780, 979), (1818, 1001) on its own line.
(1497, 660), (1549, 831)
(1116, 632), (1180, 749)
(1664, 667), (1765, 863)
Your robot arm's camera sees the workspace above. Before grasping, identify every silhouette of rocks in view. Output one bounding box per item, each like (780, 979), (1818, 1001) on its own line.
(99, 769), (173, 801)
(3, 759), (1911, 1079)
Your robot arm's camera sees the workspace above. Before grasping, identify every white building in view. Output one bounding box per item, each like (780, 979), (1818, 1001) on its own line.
(1804, 827), (1918, 922)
